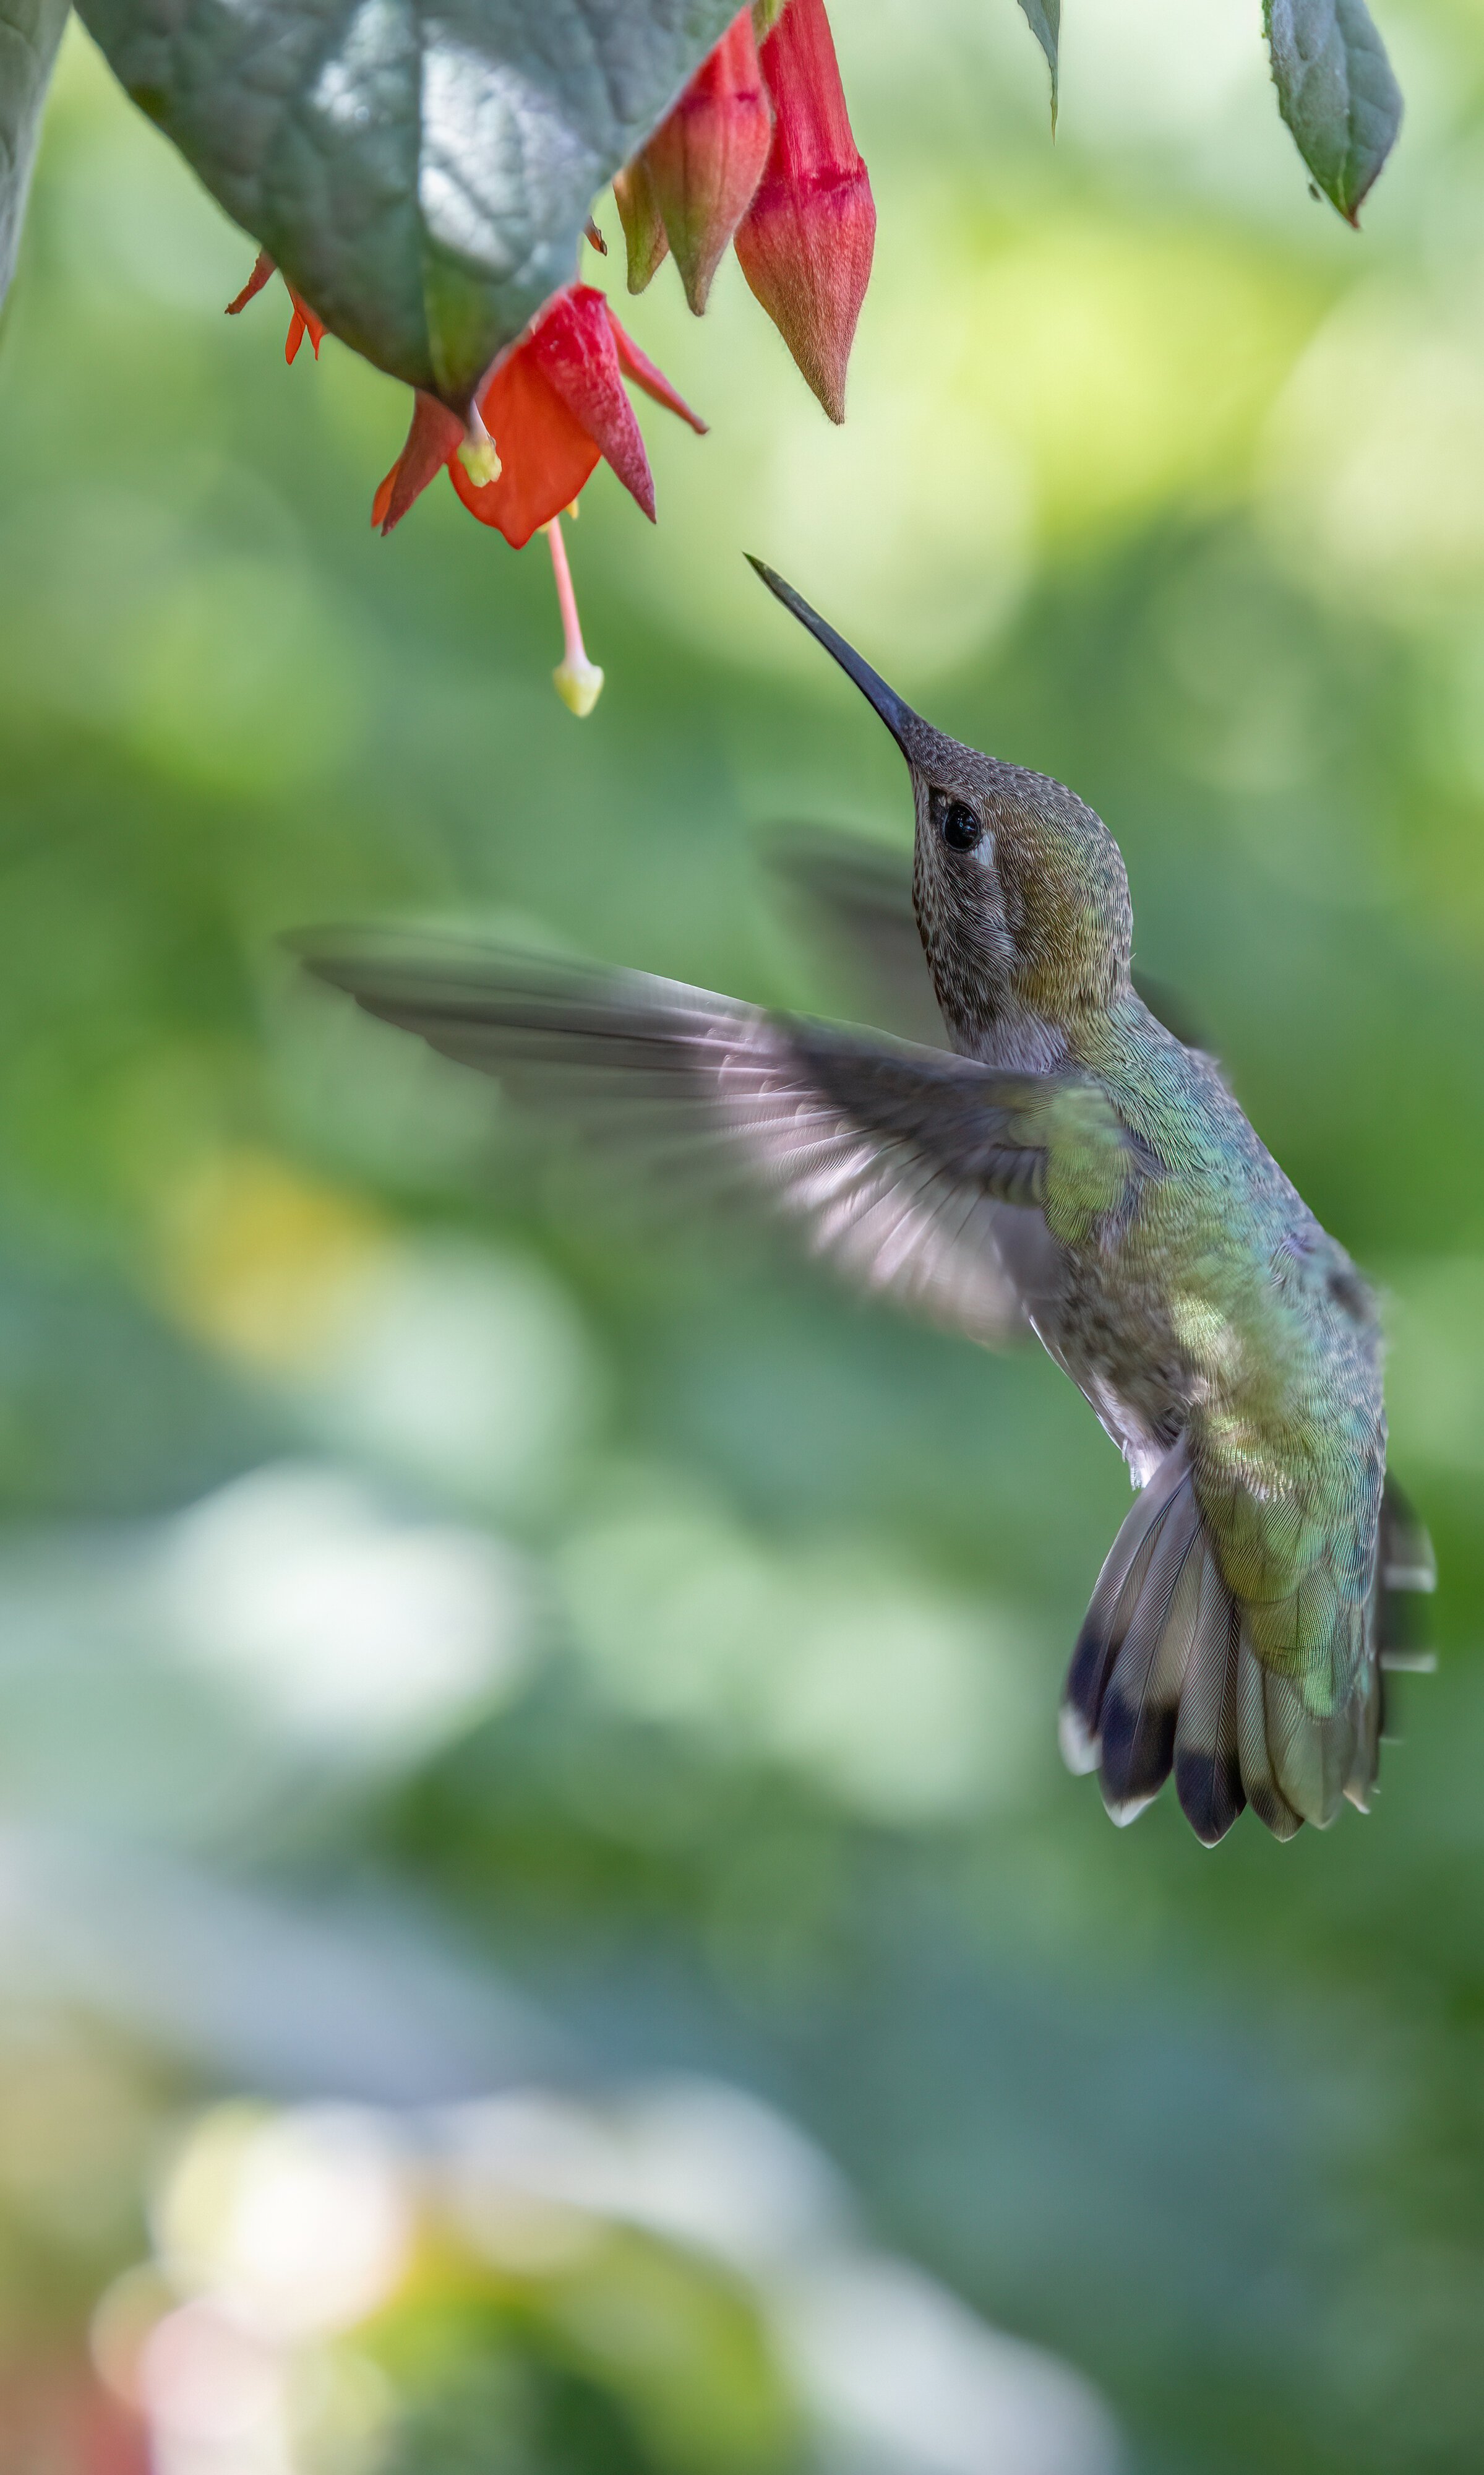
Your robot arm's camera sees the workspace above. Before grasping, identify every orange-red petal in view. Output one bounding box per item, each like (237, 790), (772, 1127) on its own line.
(451, 343), (603, 548)
(226, 249), (275, 316)
(374, 391), (466, 533)
(285, 282), (327, 364)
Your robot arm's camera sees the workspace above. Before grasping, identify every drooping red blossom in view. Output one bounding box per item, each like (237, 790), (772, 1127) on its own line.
(637, 7), (773, 314)
(225, 250), (704, 715)
(225, 249), (327, 363)
(733, 0), (875, 422)
(372, 282), (706, 550)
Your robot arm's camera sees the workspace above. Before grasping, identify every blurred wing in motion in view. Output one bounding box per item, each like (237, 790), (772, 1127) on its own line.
(768, 825), (1211, 1056)
(293, 930), (1109, 1346)
(766, 825), (946, 1047)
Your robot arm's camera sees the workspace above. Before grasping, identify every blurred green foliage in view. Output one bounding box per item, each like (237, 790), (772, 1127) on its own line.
(2, 2), (1484, 2471)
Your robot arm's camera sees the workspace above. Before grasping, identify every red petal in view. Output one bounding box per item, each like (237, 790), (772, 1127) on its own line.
(606, 304), (708, 434)
(530, 284), (656, 520)
(375, 391), (466, 534)
(226, 248), (275, 316)
(453, 341), (602, 548)
(285, 282), (326, 361)
(641, 8), (772, 314)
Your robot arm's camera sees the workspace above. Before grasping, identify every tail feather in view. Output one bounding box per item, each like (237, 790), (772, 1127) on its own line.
(1376, 1476), (1436, 1750)
(1237, 1637), (1303, 1841)
(1261, 1666), (1354, 1828)
(1173, 1568), (1246, 1845)
(1344, 1662), (1383, 1813)
(1098, 1489), (1203, 1820)
(1060, 1449), (1435, 1846)
(1060, 1444), (1191, 1775)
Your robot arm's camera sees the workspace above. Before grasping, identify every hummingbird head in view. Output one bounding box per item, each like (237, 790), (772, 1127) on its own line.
(748, 561), (1134, 1046)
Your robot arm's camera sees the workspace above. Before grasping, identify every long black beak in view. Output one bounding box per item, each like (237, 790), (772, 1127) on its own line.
(747, 557), (920, 757)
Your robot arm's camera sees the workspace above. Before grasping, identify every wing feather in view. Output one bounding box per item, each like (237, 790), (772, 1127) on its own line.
(294, 931), (1138, 1348)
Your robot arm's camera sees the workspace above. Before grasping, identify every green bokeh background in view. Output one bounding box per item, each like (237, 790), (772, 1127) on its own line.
(2, 1), (1484, 2468)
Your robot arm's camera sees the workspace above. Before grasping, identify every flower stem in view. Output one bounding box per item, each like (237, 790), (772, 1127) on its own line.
(545, 517), (604, 717)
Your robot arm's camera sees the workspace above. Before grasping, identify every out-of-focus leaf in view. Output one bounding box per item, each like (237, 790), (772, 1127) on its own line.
(1264, 0), (1401, 225)
(1015, 0), (1058, 128)
(72, 0), (742, 410)
(0, 0), (69, 314)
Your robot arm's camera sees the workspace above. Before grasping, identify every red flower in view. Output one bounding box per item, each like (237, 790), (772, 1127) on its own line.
(371, 281), (706, 549)
(225, 249), (326, 364)
(733, 0), (875, 422)
(226, 257), (705, 719)
(633, 7), (773, 314)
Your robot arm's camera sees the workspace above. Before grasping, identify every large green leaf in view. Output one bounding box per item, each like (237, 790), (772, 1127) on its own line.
(1264, 0), (1401, 225)
(1015, 0), (1058, 129)
(1, 0), (71, 314)
(72, 0), (742, 409)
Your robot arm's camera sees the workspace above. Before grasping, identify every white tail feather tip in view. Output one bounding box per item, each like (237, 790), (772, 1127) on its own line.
(1058, 1703), (1100, 1776)
(1384, 1560), (1436, 1592)
(1104, 1791), (1157, 1829)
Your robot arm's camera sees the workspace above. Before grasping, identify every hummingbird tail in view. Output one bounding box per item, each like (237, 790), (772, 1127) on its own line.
(1060, 1452), (1435, 1848)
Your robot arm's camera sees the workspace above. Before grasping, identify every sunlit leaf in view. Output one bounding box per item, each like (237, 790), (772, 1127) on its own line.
(1264, 0), (1401, 225)
(72, 0), (743, 409)
(0, 0), (70, 313)
(1016, 0), (1058, 129)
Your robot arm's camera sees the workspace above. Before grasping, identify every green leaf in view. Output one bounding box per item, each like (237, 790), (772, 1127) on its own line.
(1, 0), (71, 314)
(1015, 0), (1058, 130)
(1264, 0), (1402, 225)
(72, 0), (744, 409)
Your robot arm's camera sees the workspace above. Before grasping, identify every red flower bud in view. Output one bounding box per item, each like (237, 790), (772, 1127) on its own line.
(733, 0), (875, 423)
(639, 7), (772, 315)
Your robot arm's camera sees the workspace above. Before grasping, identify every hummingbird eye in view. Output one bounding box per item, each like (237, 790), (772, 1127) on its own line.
(940, 799), (982, 852)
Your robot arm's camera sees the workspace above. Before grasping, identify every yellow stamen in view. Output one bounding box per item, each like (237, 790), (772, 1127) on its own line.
(545, 517), (604, 717)
(457, 404), (501, 488)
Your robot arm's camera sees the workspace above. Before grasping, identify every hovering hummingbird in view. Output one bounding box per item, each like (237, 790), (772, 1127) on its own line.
(298, 559), (1433, 1845)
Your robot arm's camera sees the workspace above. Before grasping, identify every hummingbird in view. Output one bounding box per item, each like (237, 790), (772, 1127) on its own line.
(298, 559), (1434, 1846)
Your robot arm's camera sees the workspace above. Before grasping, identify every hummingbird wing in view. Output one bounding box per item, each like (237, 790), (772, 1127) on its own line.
(766, 827), (946, 1046)
(293, 930), (1139, 1348)
(768, 826), (1211, 1054)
